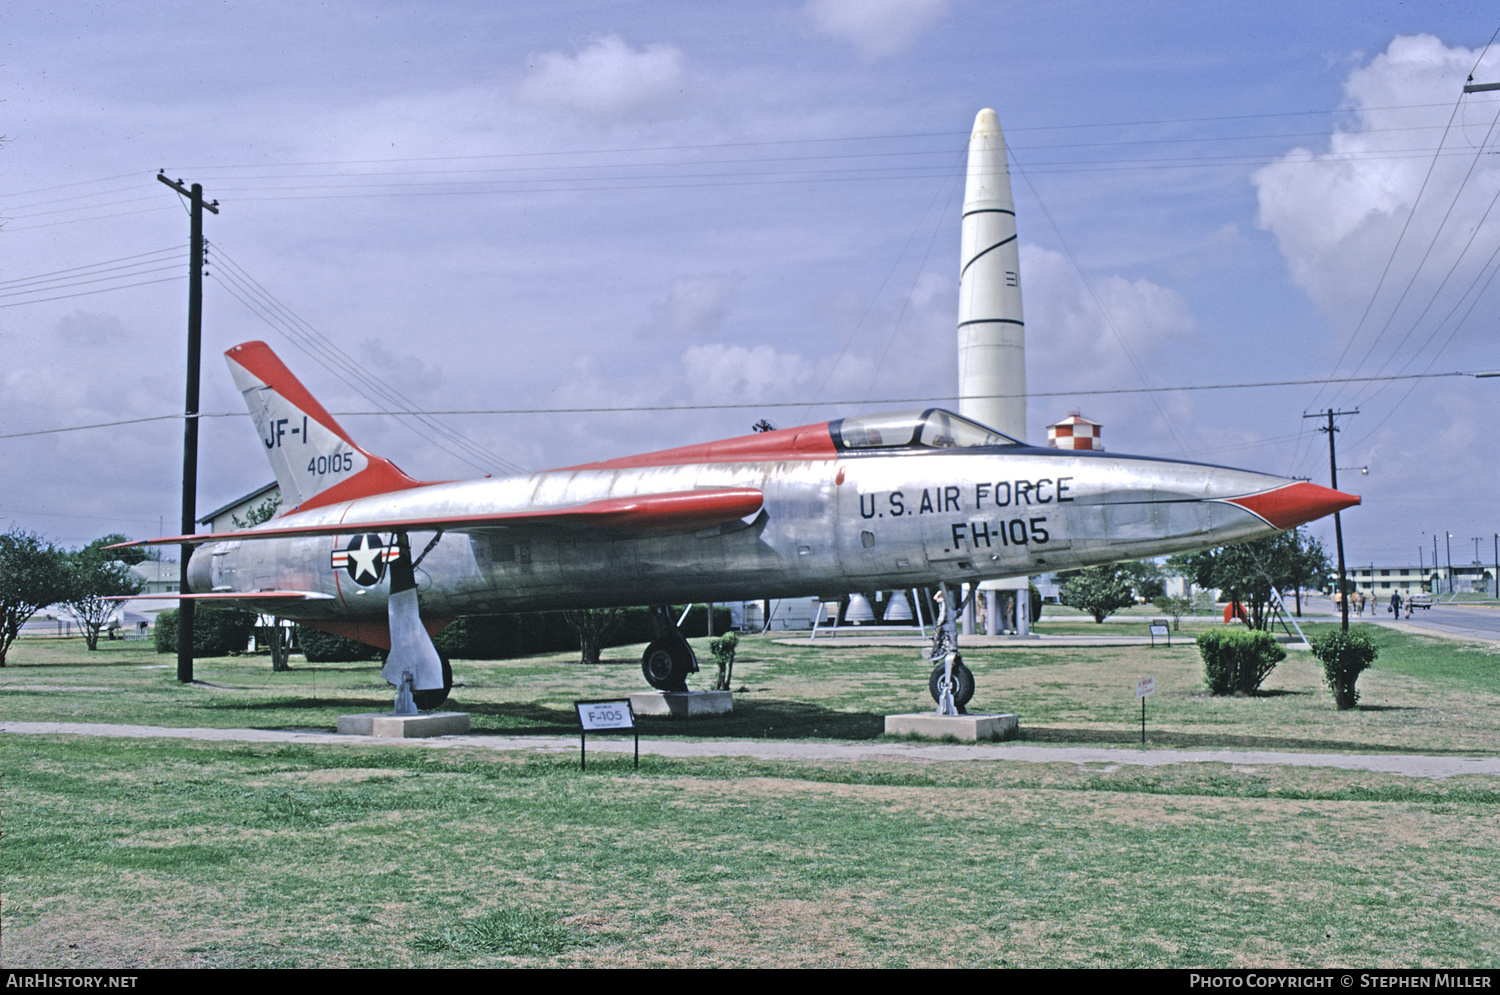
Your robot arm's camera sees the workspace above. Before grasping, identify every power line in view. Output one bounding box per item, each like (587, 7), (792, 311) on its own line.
(0, 275), (185, 308)
(155, 99), (1494, 172)
(207, 243), (527, 476)
(1010, 145), (1190, 456)
(3, 370), (1478, 440)
(4, 205), (180, 233)
(1332, 99), (1500, 409)
(0, 262), (187, 297)
(0, 246), (183, 287)
(1291, 57), (1500, 473)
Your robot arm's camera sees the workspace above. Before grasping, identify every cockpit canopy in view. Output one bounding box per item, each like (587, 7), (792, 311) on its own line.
(831, 409), (1024, 452)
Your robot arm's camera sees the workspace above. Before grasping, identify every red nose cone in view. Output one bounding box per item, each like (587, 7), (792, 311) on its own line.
(1225, 481), (1361, 530)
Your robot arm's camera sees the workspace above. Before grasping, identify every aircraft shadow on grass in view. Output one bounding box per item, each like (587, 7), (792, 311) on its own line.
(197, 695), (888, 740)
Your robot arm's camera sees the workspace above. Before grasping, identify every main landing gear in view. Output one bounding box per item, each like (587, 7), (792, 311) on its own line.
(383, 531), (452, 714)
(412, 653), (454, 710)
(641, 604), (699, 692)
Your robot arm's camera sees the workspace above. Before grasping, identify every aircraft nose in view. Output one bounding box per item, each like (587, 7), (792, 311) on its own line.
(1223, 481), (1360, 531)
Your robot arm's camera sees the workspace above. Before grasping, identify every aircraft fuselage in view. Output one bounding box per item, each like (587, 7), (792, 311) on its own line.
(190, 444), (1306, 621)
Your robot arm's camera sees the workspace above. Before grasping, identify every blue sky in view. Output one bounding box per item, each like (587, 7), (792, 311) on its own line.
(4, 1), (1498, 573)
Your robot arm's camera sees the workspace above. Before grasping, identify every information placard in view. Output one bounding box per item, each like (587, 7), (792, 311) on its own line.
(577, 700), (634, 730)
(574, 698), (639, 770)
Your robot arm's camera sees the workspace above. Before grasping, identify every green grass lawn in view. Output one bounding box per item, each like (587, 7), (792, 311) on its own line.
(4, 625), (1497, 752)
(3, 629), (1498, 967)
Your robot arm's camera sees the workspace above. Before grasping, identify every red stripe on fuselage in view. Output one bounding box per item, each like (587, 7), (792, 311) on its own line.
(559, 422), (837, 471)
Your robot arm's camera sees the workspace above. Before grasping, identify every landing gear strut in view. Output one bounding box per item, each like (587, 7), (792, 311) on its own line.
(641, 604), (698, 692)
(927, 584), (975, 715)
(382, 531), (450, 714)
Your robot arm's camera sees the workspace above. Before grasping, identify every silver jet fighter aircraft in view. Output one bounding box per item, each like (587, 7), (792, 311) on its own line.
(131, 340), (1359, 710)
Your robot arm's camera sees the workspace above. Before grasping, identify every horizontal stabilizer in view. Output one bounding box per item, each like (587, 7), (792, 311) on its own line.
(107, 591), (334, 602)
(112, 487), (765, 547)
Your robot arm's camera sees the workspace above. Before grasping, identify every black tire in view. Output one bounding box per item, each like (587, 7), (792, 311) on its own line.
(413, 653), (454, 711)
(928, 655), (974, 711)
(642, 638), (692, 692)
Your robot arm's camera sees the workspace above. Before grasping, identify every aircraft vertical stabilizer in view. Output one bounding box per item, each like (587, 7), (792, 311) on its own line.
(224, 341), (427, 513)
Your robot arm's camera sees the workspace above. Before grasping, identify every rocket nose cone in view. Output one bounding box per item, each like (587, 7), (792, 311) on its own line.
(972, 108), (1001, 139)
(1224, 481), (1360, 531)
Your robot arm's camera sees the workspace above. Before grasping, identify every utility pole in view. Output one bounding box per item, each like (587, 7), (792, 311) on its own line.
(1306, 409), (1357, 631)
(1446, 532), (1454, 594)
(158, 173), (218, 684)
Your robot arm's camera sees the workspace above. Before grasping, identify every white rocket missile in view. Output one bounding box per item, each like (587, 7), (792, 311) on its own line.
(957, 108), (1026, 440)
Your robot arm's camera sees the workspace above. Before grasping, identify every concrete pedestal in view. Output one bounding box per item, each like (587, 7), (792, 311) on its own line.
(627, 690), (733, 718)
(884, 712), (1018, 742)
(337, 711), (471, 738)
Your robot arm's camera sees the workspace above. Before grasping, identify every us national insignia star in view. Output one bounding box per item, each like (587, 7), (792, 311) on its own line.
(330, 534), (396, 586)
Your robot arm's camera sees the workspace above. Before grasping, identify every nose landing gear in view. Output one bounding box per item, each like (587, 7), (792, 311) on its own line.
(928, 584), (975, 715)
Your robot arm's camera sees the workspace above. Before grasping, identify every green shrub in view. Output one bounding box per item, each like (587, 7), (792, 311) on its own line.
(295, 624), (382, 662)
(1196, 628), (1287, 695)
(433, 606), (733, 660)
(152, 607), (258, 656)
(1310, 627), (1378, 710)
(708, 631), (738, 691)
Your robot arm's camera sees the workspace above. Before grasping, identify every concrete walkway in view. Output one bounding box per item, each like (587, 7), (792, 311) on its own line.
(5, 720), (1497, 779)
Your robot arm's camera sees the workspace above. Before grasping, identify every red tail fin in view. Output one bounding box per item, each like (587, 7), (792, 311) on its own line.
(225, 341), (429, 512)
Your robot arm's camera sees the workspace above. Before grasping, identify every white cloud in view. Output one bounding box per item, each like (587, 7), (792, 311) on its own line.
(515, 35), (689, 122)
(1252, 35), (1500, 329)
(1022, 245), (1198, 389)
(1018, 245), (1201, 449)
(805, 0), (950, 60)
(637, 272), (742, 338)
(678, 343), (815, 404)
(55, 311), (133, 347)
(359, 337), (444, 395)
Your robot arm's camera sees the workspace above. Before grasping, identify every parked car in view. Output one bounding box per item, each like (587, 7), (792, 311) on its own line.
(1407, 593), (1433, 609)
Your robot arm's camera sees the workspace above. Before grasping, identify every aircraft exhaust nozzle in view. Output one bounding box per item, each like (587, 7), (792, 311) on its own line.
(1224, 481), (1361, 531)
(958, 107), (1026, 441)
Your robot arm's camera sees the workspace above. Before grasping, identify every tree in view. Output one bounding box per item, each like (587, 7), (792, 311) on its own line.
(1177, 529), (1326, 631)
(1058, 565), (1136, 623)
(1119, 559), (1166, 601)
(1287, 532), (1331, 617)
(232, 494), (281, 529)
(58, 537), (144, 651)
(562, 608), (627, 664)
(228, 498), (287, 668)
(1, 528), (69, 667)
(1152, 595), (1193, 630)
(91, 533), (156, 566)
